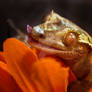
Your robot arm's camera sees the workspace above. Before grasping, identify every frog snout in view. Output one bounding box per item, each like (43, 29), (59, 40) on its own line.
(33, 26), (44, 35)
(30, 26), (45, 40)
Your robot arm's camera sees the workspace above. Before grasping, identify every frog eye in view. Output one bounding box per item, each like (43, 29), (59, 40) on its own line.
(64, 32), (78, 46)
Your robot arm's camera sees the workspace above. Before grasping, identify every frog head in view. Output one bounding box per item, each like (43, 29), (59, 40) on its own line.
(27, 11), (92, 61)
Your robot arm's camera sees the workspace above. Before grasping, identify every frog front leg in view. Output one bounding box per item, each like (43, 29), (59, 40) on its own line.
(68, 66), (92, 92)
(68, 80), (92, 92)
(68, 54), (92, 92)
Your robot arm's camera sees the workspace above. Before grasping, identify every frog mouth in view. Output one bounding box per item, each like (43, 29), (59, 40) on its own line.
(28, 36), (61, 53)
(28, 36), (84, 60)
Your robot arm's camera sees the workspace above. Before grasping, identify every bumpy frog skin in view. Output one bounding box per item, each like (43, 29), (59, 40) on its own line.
(27, 10), (92, 92)
(28, 11), (92, 60)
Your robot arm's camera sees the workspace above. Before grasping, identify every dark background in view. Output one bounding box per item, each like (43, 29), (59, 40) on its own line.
(0, 0), (92, 50)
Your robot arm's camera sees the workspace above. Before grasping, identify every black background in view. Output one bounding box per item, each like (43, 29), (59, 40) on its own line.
(0, 0), (92, 50)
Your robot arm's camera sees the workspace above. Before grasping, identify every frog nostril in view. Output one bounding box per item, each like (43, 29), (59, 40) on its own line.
(39, 34), (45, 38)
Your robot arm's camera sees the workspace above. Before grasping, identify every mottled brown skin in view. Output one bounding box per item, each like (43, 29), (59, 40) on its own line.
(28, 11), (92, 92)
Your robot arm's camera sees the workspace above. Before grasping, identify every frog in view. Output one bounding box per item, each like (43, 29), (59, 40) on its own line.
(27, 10), (92, 92)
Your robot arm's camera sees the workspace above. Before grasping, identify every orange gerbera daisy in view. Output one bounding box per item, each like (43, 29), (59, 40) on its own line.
(0, 38), (78, 92)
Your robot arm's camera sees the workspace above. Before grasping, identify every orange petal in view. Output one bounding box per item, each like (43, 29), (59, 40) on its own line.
(0, 60), (9, 73)
(31, 57), (69, 92)
(0, 61), (22, 92)
(3, 38), (38, 92)
(69, 70), (77, 83)
(88, 88), (92, 92)
(0, 52), (5, 62)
